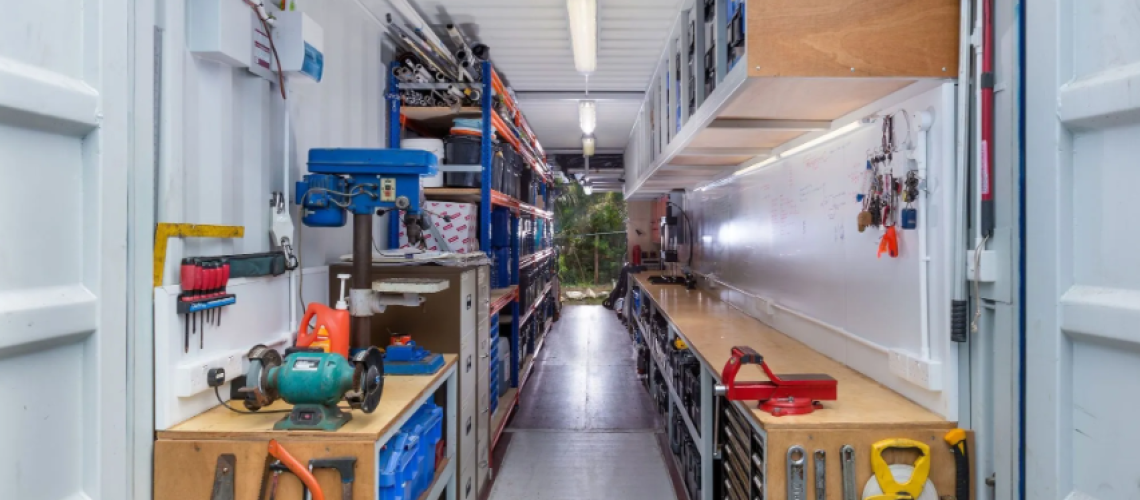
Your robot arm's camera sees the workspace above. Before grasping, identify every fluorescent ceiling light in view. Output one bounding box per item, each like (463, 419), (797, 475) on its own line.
(733, 156), (778, 177)
(579, 100), (596, 134)
(567, 0), (597, 73)
(780, 121), (865, 158)
(733, 121), (867, 177)
(582, 135), (596, 157)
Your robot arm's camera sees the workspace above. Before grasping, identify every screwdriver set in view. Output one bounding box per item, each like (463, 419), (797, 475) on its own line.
(178, 257), (236, 353)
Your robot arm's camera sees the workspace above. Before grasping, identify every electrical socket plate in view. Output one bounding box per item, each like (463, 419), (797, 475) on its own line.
(966, 248), (998, 282)
(888, 348), (943, 391)
(175, 334), (292, 398)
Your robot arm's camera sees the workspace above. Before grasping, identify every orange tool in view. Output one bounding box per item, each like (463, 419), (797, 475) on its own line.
(260, 439), (325, 500)
(878, 226), (899, 258)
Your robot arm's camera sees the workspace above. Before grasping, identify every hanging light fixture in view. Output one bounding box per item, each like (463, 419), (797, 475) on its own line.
(579, 100), (597, 135)
(567, 0), (598, 74)
(582, 135), (596, 157)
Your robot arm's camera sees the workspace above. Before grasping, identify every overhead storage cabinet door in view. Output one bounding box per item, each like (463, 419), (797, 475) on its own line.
(0, 0), (129, 498)
(1027, 0), (1140, 498)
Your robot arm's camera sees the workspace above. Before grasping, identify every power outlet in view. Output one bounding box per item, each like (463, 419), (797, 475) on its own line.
(889, 349), (943, 391)
(967, 248), (999, 282)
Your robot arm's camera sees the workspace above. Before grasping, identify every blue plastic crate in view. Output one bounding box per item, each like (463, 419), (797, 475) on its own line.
(378, 432), (420, 500)
(379, 400), (444, 500)
(492, 211), (510, 246)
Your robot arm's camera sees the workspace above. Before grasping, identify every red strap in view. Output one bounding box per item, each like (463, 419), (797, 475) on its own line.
(878, 226), (899, 258)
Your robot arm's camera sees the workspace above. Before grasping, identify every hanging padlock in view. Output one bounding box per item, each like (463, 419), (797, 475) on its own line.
(901, 208), (918, 230)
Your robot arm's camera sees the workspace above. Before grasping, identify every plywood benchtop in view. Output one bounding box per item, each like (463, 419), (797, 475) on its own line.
(632, 273), (949, 430)
(158, 354), (457, 441)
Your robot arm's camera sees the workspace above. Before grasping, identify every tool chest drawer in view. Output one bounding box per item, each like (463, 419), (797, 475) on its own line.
(719, 401), (766, 500)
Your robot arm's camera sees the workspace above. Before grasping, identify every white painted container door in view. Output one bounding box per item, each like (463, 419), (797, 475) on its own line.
(1026, 1), (1140, 498)
(0, 1), (130, 498)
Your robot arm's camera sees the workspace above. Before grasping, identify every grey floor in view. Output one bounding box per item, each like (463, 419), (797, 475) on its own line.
(488, 306), (677, 500)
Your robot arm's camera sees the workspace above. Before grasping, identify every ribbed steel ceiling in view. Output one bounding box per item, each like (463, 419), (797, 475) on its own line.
(410, 0), (679, 152)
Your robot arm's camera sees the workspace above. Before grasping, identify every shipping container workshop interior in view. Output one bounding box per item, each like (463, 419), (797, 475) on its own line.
(6, 0), (1135, 499)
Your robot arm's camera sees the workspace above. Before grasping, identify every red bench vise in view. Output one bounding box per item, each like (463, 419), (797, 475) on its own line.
(718, 346), (838, 416)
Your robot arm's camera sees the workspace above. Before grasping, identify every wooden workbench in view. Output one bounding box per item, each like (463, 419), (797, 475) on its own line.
(154, 355), (457, 500)
(631, 272), (971, 499)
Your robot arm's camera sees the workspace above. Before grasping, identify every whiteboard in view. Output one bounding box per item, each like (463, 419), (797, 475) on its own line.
(693, 84), (957, 356)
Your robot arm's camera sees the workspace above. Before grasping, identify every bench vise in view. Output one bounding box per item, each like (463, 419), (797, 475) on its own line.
(716, 346), (838, 416)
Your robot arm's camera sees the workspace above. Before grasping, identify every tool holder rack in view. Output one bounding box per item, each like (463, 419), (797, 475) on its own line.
(626, 272), (973, 500)
(384, 61), (558, 458)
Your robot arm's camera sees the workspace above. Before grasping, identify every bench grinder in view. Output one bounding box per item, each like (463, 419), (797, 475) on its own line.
(239, 344), (385, 431)
(294, 148), (439, 348)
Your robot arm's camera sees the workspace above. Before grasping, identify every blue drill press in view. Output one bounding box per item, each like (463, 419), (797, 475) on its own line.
(295, 148), (439, 348)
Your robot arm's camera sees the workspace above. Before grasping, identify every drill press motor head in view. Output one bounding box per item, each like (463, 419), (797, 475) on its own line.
(294, 148), (439, 246)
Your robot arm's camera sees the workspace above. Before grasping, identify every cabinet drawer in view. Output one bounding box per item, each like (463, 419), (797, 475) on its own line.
(477, 372), (491, 446)
(476, 438), (491, 493)
(461, 334), (476, 405)
(459, 271), (476, 334)
(460, 397), (477, 473)
(460, 461), (477, 500)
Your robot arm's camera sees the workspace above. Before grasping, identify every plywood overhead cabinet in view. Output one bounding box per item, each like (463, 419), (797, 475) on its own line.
(624, 0), (961, 198)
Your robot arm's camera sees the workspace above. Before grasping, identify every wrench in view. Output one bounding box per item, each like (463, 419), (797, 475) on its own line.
(787, 445), (806, 500)
(814, 449), (826, 500)
(841, 444), (857, 500)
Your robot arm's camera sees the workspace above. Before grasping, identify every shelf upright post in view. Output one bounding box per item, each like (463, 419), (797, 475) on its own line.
(480, 61), (494, 255)
(509, 300), (520, 388)
(386, 61), (402, 249)
(715, 0), (728, 84)
(510, 212), (519, 286)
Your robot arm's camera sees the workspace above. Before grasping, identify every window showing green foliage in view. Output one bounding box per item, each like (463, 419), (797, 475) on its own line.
(554, 182), (628, 286)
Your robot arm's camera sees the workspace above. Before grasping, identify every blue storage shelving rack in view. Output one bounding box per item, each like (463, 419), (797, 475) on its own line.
(385, 60), (558, 455)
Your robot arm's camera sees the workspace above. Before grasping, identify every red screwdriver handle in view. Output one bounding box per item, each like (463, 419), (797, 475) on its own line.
(180, 258), (195, 300)
(221, 261), (231, 294)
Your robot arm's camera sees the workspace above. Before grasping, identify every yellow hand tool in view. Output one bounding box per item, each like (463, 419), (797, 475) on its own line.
(944, 429), (970, 500)
(866, 438), (931, 500)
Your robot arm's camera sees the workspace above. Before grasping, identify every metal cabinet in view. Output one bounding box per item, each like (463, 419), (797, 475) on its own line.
(328, 263), (493, 498)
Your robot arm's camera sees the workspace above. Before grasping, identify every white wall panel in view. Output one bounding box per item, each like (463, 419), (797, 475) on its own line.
(160, 0), (395, 285)
(154, 0), (396, 426)
(690, 84), (958, 416)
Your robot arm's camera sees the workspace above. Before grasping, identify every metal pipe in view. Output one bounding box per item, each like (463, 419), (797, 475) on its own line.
(352, 213), (373, 348)
(285, 89), (296, 333)
(916, 111), (934, 360)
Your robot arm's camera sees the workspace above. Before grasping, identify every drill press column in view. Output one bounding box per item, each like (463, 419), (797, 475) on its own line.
(352, 212), (373, 347)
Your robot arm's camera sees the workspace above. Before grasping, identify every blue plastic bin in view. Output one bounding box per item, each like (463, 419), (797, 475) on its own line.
(492, 211), (510, 246)
(378, 432), (419, 500)
(406, 401), (444, 496)
(379, 400), (444, 500)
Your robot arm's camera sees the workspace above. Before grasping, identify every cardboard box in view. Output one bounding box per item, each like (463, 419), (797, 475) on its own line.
(397, 202), (479, 253)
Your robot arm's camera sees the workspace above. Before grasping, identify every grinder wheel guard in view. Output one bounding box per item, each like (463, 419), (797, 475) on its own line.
(348, 347), (385, 413)
(242, 344), (282, 411)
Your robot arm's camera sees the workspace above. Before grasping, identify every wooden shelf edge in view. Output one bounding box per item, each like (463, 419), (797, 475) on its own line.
(517, 321), (550, 392)
(416, 457), (454, 500)
(490, 388), (520, 453)
(489, 286), (518, 316)
(519, 281), (553, 325)
(519, 248), (554, 269)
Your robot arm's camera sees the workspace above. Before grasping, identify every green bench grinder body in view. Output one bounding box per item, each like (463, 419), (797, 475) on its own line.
(239, 344), (385, 431)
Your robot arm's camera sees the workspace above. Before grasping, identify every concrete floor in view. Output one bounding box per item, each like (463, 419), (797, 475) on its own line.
(488, 306), (678, 500)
